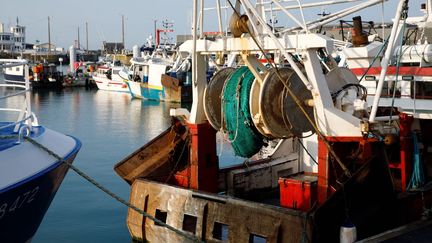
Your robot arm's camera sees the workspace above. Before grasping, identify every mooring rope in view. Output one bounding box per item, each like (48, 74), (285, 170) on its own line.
(22, 136), (203, 243)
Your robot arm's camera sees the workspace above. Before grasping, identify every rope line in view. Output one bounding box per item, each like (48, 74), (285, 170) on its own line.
(24, 136), (203, 243)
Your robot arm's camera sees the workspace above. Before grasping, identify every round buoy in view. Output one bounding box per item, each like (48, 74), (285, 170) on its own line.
(203, 67), (235, 130)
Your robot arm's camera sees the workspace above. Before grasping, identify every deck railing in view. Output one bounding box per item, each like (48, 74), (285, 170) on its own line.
(0, 59), (37, 134)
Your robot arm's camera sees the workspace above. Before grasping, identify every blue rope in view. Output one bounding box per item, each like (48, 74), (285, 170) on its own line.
(407, 132), (425, 190)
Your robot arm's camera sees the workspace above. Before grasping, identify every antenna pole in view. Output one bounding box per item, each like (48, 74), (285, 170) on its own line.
(86, 22), (89, 52)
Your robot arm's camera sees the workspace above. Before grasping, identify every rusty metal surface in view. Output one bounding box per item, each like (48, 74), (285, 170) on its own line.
(127, 179), (311, 243)
(161, 74), (180, 91)
(161, 74), (184, 102)
(218, 153), (299, 197)
(114, 119), (188, 184)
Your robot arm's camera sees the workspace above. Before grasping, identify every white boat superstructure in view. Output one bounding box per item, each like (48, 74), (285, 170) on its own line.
(93, 61), (129, 92)
(340, 0), (432, 119)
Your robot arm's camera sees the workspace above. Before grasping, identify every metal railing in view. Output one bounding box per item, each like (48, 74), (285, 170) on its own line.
(0, 59), (37, 133)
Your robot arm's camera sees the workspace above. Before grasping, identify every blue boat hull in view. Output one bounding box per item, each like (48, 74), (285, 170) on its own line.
(3, 73), (25, 82)
(139, 84), (192, 103)
(0, 141), (80, 243)
(140, 85), (165, 101)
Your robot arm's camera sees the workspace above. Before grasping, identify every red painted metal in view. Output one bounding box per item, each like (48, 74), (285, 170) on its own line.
(317, 137), (330, 204)
(173, 122), (219, 193)
(351, 66), (432, 76)
(156, 29), (174, 47)
(316, 136), (376, 204)
(279, 174), (317, 212)
(392, 113), (413, 192)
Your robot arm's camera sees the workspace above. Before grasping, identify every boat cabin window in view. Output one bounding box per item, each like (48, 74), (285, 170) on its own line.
(249, 234), (267, 243)
(139, 66), (143, 72)
(212, 222), (229, 241)
(154, 209), (168, 226)
(380, 81), (401, 98)
(182, 214), (198, 234)
(16, 67), (20, 72)
(411, 81), (432, 100)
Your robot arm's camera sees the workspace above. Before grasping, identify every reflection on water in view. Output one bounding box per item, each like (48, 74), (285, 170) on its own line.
(1, 72), (243, 242)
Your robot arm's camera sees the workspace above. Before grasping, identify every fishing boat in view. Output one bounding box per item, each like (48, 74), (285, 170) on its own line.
(115, 0), (432, 242)
(63, 61), (96, 88)
(3, 61), (63, 89)
(93, 61), (129, 92)
(0, 59), (81, 242)
(125, 51), (192, 102)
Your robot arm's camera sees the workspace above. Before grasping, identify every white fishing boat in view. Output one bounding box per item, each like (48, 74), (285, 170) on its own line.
(0, 59), (81, 242)
(63, 61), (96, 88)
(93, 61), (129, 92)
(125, 49), (193, 102)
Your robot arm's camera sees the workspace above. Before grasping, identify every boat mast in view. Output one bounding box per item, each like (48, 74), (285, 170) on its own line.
(86, 22), (89, 52)
(122, 15), (125, 51)
(77, 27), (80, 50)
(427, 0), (432, 22)
(48, 16), (51, 57)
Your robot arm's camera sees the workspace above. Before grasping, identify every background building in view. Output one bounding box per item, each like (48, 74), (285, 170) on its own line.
(0, 19), (26, 52)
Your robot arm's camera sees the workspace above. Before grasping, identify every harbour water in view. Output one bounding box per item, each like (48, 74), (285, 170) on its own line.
(0, 74), (242, 242)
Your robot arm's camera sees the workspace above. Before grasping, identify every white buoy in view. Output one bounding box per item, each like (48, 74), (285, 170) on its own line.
(132, 45), (139, 58)
(69, 46), (76, 75)
(340, 221), (357, 243)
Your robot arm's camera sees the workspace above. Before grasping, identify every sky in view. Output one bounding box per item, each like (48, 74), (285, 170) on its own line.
(0, 0), (424, 50)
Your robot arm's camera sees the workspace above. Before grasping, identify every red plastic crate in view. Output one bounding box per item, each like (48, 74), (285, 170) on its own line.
(279, 174), (318, 212)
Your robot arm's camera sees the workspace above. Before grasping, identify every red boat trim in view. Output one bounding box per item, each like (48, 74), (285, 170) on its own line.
(351, 67), (432, 76)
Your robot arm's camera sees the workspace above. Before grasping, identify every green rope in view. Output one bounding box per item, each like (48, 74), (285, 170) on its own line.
(24, 136), (203, 243)
(222, 66), (263, 157)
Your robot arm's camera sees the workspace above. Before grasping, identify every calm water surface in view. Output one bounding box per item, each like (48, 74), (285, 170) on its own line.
(32, 88), (174, 243)
(0, 73), (242, 242)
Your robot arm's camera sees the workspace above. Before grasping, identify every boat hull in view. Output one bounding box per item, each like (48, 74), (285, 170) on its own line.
(0, 138), (80, 243)
(126, 80), (143, 99)
(3, 73), (25, 83)
(4, 72), (63, 90)
(137, 83), (192, 103)
(93, 76), (129, 92)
